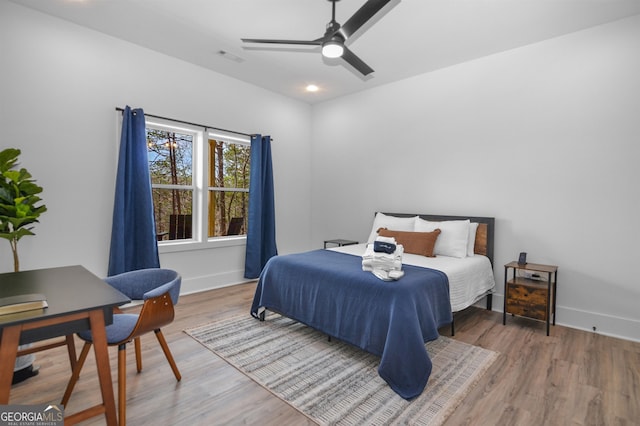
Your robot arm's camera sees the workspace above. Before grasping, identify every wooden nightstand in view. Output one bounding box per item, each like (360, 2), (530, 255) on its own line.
(503, 261), (558, 335)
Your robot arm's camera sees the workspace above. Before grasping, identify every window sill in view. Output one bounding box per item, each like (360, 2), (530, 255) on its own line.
(158, 236), (246, 254)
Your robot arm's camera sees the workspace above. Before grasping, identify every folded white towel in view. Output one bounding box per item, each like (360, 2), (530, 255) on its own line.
(372, 269), (405, 282)
(362, 258), (402, 271)
(375, 236), (397, 244)
(362, 242), (404, 281)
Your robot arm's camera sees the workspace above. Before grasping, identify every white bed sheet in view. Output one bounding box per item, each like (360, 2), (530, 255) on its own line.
(329, 243), (496, 312)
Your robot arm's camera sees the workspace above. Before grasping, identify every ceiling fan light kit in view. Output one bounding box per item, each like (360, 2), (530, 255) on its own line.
(322, 37), (345, 58)
(241, 0), (395, 76)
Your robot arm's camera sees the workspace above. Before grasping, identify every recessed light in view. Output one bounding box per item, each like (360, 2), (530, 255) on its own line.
(305, 84), (319, 92)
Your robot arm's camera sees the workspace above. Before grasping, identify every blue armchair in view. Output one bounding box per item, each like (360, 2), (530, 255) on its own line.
(61, 268), (182, 426)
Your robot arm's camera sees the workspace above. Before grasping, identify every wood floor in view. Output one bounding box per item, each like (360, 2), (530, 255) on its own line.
(8, 282), (640, 425)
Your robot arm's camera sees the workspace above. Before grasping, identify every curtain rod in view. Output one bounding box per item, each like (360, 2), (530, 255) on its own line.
(115, 107), (257, 139)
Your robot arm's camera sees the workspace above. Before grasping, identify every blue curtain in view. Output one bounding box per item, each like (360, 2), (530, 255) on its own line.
(108, 106), (159, 276)
(244, 135), (277, 278)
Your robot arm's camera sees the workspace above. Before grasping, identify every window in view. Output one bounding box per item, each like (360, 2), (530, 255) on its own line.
(146, 120), (250, 245)
(207, 135), (250, 238)
(147, 127), (194, 241)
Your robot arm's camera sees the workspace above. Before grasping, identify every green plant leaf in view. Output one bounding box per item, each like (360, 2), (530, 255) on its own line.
(33, 205), (47, 215)
(0, 148), (20, 173)
(0, 186), (13, 203)
(16, 227), (35, 237)
(3, 170), (21, 184)
(19, 181), (43, 195)
(17, 168), (33, 181)
(0, 233), (15, 241)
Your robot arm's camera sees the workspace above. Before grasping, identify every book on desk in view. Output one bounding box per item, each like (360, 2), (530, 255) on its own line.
(0, 293), (48, 316)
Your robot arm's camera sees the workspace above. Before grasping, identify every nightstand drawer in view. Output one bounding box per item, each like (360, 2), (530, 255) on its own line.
(506, 284), (547, 321)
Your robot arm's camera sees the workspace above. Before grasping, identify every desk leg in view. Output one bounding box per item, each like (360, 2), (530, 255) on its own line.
(0, 325), (21, 404)
(89, 310), (118, 426)
(66, 335), (78, 371)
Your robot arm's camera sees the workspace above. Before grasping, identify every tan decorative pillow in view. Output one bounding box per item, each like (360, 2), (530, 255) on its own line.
(377, 228), (441, 257)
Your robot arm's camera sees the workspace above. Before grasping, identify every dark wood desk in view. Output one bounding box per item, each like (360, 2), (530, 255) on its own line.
(0, 265), (130, 425)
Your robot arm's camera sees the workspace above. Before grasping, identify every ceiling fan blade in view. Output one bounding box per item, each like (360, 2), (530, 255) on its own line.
(340, 0), (393, 39)
(341, 46), (374, 76)
(242, 38), (322, 46)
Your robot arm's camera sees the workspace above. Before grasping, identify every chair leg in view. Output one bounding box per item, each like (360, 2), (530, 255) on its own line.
(61, 342), (92, 407)
(154, 329), (181, 381)
(65, 335), (78, 371)
(118, 343), (127, 426)
(134, 337), (142, 373)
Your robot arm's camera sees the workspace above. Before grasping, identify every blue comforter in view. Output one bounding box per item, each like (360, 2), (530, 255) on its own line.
(250, 249), (452, 399)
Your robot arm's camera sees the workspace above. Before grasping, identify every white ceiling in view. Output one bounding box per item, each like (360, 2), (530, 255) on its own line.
(9, 0), (640, 104)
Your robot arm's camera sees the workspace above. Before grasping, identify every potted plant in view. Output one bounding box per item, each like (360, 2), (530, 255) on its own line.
(0, 148), (47, 384)
(0, 148), (47, 272)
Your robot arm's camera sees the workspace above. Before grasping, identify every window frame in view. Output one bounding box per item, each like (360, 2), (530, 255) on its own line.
(144, 118), (250, 254)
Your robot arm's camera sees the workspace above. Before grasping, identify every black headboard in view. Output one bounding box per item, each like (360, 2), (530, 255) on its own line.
(380, 213), (495, 266)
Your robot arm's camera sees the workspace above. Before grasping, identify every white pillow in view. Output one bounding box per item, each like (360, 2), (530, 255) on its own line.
(467, 222), (479, 256)
(415, 218), (470, 258)
(367, 213), (417, 243)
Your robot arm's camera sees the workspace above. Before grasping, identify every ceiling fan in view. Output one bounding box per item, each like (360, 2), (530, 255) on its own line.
(241, 0), (395, 76)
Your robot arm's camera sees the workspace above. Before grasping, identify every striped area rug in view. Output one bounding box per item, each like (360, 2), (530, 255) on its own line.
(185, 312), (498, 425)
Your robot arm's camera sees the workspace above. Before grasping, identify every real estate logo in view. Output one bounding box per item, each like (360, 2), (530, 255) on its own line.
(0, 404), (63, 426)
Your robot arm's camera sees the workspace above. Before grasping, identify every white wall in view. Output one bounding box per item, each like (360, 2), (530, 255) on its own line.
(311, 15), (640, 341)
(0, 1), (313, 292)
(3, 1), (639, 342)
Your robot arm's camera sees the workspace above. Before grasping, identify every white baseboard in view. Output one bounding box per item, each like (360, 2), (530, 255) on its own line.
(180, 270), (254, 296)
(487, 294), (640, 343)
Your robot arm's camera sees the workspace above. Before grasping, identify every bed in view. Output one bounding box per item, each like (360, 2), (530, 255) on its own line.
(250, 213), (495, 399)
